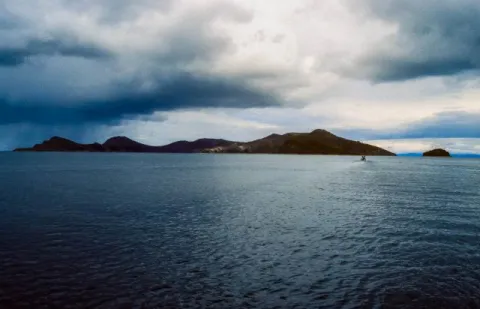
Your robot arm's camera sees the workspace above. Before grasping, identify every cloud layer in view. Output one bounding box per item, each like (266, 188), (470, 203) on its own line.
(0, 0), (284, 124)
(0, 74), (279, 125)
(1, 0), (479, 151)
(350, 0), (480, 81)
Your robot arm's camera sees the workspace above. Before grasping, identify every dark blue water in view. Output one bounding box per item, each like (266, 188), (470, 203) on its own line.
(1, 153), (480, 309)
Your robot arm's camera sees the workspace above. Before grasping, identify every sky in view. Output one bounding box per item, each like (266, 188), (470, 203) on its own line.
(1, 0), (479, 153)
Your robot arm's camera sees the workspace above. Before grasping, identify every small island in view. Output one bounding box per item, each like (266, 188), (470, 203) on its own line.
(423, 148), (451, 157)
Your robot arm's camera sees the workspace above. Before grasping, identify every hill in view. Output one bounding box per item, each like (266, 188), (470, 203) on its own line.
(103, 136), (159, 152)
(14, 137), (105, 152)
(203, 129), (395, 155)
(423, 148), (451, 157)
(156, 138), (234, 153)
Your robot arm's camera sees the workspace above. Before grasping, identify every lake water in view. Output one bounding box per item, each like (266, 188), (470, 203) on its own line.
(1, 153), (480, 309)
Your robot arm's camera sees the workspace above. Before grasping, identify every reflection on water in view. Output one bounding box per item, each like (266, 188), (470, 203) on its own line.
(1, 153), (480, 308)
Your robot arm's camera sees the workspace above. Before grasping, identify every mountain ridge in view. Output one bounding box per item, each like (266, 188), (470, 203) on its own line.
(14, 129), (396, 156)
(15, 136), (236, 154)
(202, 129), (395, 155)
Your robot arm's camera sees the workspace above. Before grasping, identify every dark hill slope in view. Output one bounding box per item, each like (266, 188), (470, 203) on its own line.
(14, 137), (105, 152)
(13, 129), (395, 155)
(203, 129), (395, 156)
(156, 139), (234, 153)
(103, 136), (158, 152)
(15, 136), (237, 153)
(423, 148), (451, 157)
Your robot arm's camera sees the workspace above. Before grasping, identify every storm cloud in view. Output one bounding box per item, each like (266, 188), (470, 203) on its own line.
(0, 0), (281, 127)
(0, 73), (279, 125)
(335, 111), (480, 140)
(393, 111), (480, 139)
(0, 38), (111, 67)
(350, 0), (480, 82)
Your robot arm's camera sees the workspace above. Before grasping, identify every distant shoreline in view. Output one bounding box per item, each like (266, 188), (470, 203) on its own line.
(12, 129), (396, 156)
(8, 151), (480, 158)
(14, 130), (473, 157)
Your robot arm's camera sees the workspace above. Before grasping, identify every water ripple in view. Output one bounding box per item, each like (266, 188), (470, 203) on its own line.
(0, 154), (480, 308)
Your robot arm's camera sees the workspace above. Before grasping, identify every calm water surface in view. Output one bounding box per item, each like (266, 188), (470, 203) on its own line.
(1, 153), (480, 309)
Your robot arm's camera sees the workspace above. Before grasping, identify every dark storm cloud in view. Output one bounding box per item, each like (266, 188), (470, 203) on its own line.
(351, 0), (480, 82)
(393, 111), (480, 139)
(0, 38), (112, 67)
(364, 58), (476, 83)
(0, 0), (259, 120)
(335, 111), (480, 140)
(0, 73), (279, 125)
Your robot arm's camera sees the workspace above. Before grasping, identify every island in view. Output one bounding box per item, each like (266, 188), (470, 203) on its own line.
(423, 148), (451, 157)
(14, 129), (396, 156)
